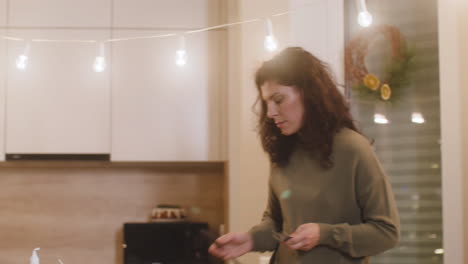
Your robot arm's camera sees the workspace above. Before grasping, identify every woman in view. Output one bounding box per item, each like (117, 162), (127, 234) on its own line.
(209, 47), (400, 263)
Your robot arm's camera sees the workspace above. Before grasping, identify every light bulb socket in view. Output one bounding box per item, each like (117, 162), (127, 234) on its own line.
(178, 35), (186, 50)
(265, 18), (274, 36)
(98, 42), (105, 57)
(357, 0), (368, 12)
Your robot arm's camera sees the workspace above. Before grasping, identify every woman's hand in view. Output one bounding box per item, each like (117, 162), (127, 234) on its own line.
(208, 232), (253, 260)
(284, 223), (320, 251)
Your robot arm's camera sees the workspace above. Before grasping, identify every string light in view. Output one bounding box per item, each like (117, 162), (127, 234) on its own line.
(356, 0), (373, 27)
(411, 112), (425, 124)
(0, 7), (307, 68)
(0, 11), (289, 44)
(264, 18), (278, 52)
(93, 42), (106, 73)
(16, 43), (30, 70)
(175, 35), (187, 66)
(374, 113), (389, 124)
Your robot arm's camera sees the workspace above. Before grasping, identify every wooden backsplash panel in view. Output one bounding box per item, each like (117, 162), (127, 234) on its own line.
(0, 163), (225, 264)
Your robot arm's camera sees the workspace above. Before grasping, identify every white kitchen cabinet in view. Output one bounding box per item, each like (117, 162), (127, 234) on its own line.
(0, 0), (6, 26)
(110, 30), (226, 161)
(113, 0), (222, 29)
(5, 30), (111, 154)
(2, 0), (227, 159)
(8, 0), (111, 27)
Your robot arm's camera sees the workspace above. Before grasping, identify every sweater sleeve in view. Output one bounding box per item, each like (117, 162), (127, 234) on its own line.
(318, 143), (400, 257)
(248, 179), (283, 252)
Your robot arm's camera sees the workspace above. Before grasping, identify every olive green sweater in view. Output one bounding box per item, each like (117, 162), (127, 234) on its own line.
(249, 128), (400, 264)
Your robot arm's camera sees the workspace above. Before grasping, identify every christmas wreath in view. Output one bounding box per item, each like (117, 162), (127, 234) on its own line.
(345, 24), (414, 102)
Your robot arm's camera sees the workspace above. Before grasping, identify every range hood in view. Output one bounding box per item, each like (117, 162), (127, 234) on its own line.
(5, 154), (110, 161)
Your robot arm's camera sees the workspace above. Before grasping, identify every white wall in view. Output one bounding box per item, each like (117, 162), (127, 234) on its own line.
(438, 0), (467, 263)
(0, 0), (6, 160)
(289, 0), (344, 88)
(462, 2), (468, 262)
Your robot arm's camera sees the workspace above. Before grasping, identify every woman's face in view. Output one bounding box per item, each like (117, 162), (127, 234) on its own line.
(261, 81), (305, 136)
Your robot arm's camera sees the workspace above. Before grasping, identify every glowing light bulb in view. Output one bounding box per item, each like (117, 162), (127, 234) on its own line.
(264, 19), (278, 52)
(93, 56), (106, 72)
(374, 113), (389, 124)
(176, 36), (187, 66)
(93, 42), (106, 72)
(16, 54), (28, 70)
(358, 11), (373, 27)
(356, 0), (373, 27)
(16, 43), (30, 70)
(264, 35), (278, 52)
(411, 112), (425, 124)
(175, 49), (187, 66)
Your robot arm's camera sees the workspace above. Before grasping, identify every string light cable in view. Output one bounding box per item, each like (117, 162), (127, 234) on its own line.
(0, 3), (320, 70)
(0, 6), (309, 45)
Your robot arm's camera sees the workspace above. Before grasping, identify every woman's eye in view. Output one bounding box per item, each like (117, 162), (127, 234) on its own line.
(274, 97), (283, 104)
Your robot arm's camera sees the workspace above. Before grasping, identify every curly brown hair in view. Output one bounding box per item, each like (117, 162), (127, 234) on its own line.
(254, 47), (359, 169)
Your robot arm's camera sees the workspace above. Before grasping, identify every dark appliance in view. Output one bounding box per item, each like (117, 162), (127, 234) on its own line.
(123, 222), (212, 264)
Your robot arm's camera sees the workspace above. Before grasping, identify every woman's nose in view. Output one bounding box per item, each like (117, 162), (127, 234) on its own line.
(267, 105), (278, 119)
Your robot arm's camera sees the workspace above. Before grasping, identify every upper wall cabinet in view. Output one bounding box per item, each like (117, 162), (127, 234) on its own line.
(2, 0), (226, 159)
(5, 30), (111, 154)
(110, 30), (226, 161)
(113, 0), (222, 28)
(8, 0), (111, 27)
(0, 0), (6, 26)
